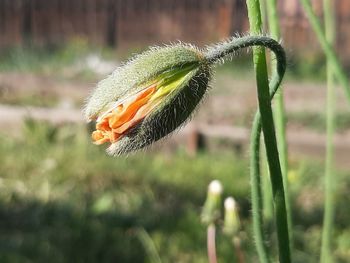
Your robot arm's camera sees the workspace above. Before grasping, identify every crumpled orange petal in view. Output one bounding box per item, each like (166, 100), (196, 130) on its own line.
(92, 84), (157, 145)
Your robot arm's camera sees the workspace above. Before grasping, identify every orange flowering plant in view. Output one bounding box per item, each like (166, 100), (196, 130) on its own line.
(84, 45), (210, 155)
(83, 35), (290, 262)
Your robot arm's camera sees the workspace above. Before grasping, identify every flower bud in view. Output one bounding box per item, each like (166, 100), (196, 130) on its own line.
(223, 197), (241, 237)
(201, 180), (223, 225)
(84, 44), (211, 155)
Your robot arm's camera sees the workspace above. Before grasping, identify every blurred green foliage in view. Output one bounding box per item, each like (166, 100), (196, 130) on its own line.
(0, 38), (114, 79)
(0, 38), (340, 82)
(0, 120), (349, 262)
(287, 111), (350, 132)
(0, 120), (253, 262)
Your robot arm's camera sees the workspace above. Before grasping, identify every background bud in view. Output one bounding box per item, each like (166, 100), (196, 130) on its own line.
(201, 180), (223, 225)
(223, 197), (241, 237)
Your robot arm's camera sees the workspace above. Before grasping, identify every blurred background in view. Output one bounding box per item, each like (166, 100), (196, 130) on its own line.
(0, 0), (350, 262)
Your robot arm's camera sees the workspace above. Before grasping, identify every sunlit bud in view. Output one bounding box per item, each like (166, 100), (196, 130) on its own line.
(84, 44), (211, 155)
(201, 180), (223, 225)
(223, 197), (241, 237)
(209, 180), (223, 195)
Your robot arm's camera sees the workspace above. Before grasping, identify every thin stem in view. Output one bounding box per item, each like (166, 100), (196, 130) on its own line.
(321, 0), (336, 262)
(207, 224), (218, 263)
(205, 34), (288, 262)
(261, 148), (273, 221)
(250, 113), (270, 263)
(246, 0), (291, 263)
(266, 0), (293, 252)
(299, 0), (350, 104)
(206, 34), (288, 263)
(135, 228), (162, 263)
(233, 237), (246, 263)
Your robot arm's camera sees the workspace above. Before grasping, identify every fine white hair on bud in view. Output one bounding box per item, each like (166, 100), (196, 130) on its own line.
(84, 43), (211, 156)
(208, 180), (223, 195)
(84, 35), (286, 156)
(224, 197), (236, 211)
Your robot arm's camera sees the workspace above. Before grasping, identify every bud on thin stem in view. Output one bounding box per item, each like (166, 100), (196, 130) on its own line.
(223, 197), (240, 237)
(201, 180), (223, 226)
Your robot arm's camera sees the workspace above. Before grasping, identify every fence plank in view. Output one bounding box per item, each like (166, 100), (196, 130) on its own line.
(0, 0), (349, 64)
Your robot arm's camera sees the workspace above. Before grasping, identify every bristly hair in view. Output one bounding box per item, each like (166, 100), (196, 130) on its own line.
(106, 64), (212, 156)
(84, 42), (212, 155)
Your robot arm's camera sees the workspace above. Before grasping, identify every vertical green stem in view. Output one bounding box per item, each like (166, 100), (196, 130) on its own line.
(246, 0), (291, 262)
(259, 0), (274, 226)
(266, 0), (293, 251)
(135, 228), (162, 263)
(321, 0), (336, 262)
(250, 113), (271, 263)
(299, 0), (350, 104)
(262, 146), (273, 221)
(206, 35), (287, 263)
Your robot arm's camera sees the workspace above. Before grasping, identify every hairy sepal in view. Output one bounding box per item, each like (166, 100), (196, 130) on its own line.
(107, 64), (211, 156)
(84, 45), (204, 120)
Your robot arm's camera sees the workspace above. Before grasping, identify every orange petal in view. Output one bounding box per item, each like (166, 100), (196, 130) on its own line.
(92, 131), (110, 145)
(92, 84), (157, 145)
(109, 86), (156, 129)
(108, 131), (121, 143)
(96, 117), (112, 131)
(113, 101), (156, 134)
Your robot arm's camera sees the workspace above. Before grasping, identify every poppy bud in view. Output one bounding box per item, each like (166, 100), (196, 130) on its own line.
(223, 197), (240, 237)
(201, 180), (223, 225)
(84, 44), (211, 155)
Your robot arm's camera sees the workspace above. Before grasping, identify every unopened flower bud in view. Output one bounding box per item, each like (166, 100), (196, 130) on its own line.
(201, 180), (223, 225)
(84, 44), (211, 155)
(223, 197), (240, 237)
(209, 180), (223, 195)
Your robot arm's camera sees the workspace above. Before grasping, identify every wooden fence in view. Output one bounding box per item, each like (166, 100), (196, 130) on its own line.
(1, 0), (350, 63)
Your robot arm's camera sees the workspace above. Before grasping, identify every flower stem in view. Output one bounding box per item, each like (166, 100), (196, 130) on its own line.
(206, 33), (288, 262)
(250, 112), (270, 263)
(207, 224), (218, 263)
(135, 227), (162, 263)
(265, 0), (293, 252)
(321, 0), (336, 262)
(299, 0), (350, 104)
(233, 237), (246, 263)
(206, 34), (287, 262)
(245, 0), (291, 262)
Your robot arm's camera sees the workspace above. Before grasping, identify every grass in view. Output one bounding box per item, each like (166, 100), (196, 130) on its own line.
(0, 120), (252, 263)
(1, 120), (350, 262)
(1, 38), (350, 262)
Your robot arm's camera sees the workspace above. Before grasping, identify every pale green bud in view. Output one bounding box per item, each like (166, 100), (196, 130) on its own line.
(83, 44), (211, 155)
(223, 197), (241, 237)
(201, 180), (223, 225)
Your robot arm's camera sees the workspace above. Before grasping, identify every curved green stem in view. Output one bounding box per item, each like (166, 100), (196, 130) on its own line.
(247, 0), (291, 261)
(246, 1), (290, 261)
(321, 0), (336, 262)
(266, 0), (293, 252)
(206, 34), (288, 262)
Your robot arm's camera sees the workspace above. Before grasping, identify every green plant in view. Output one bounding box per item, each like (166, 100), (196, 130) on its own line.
(299, 0), (350, 103)
(84, 34), (289, 262)
(246, 0), (291, 262)
(265, 0), (293, 251)
(321, 0), (336, 262)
